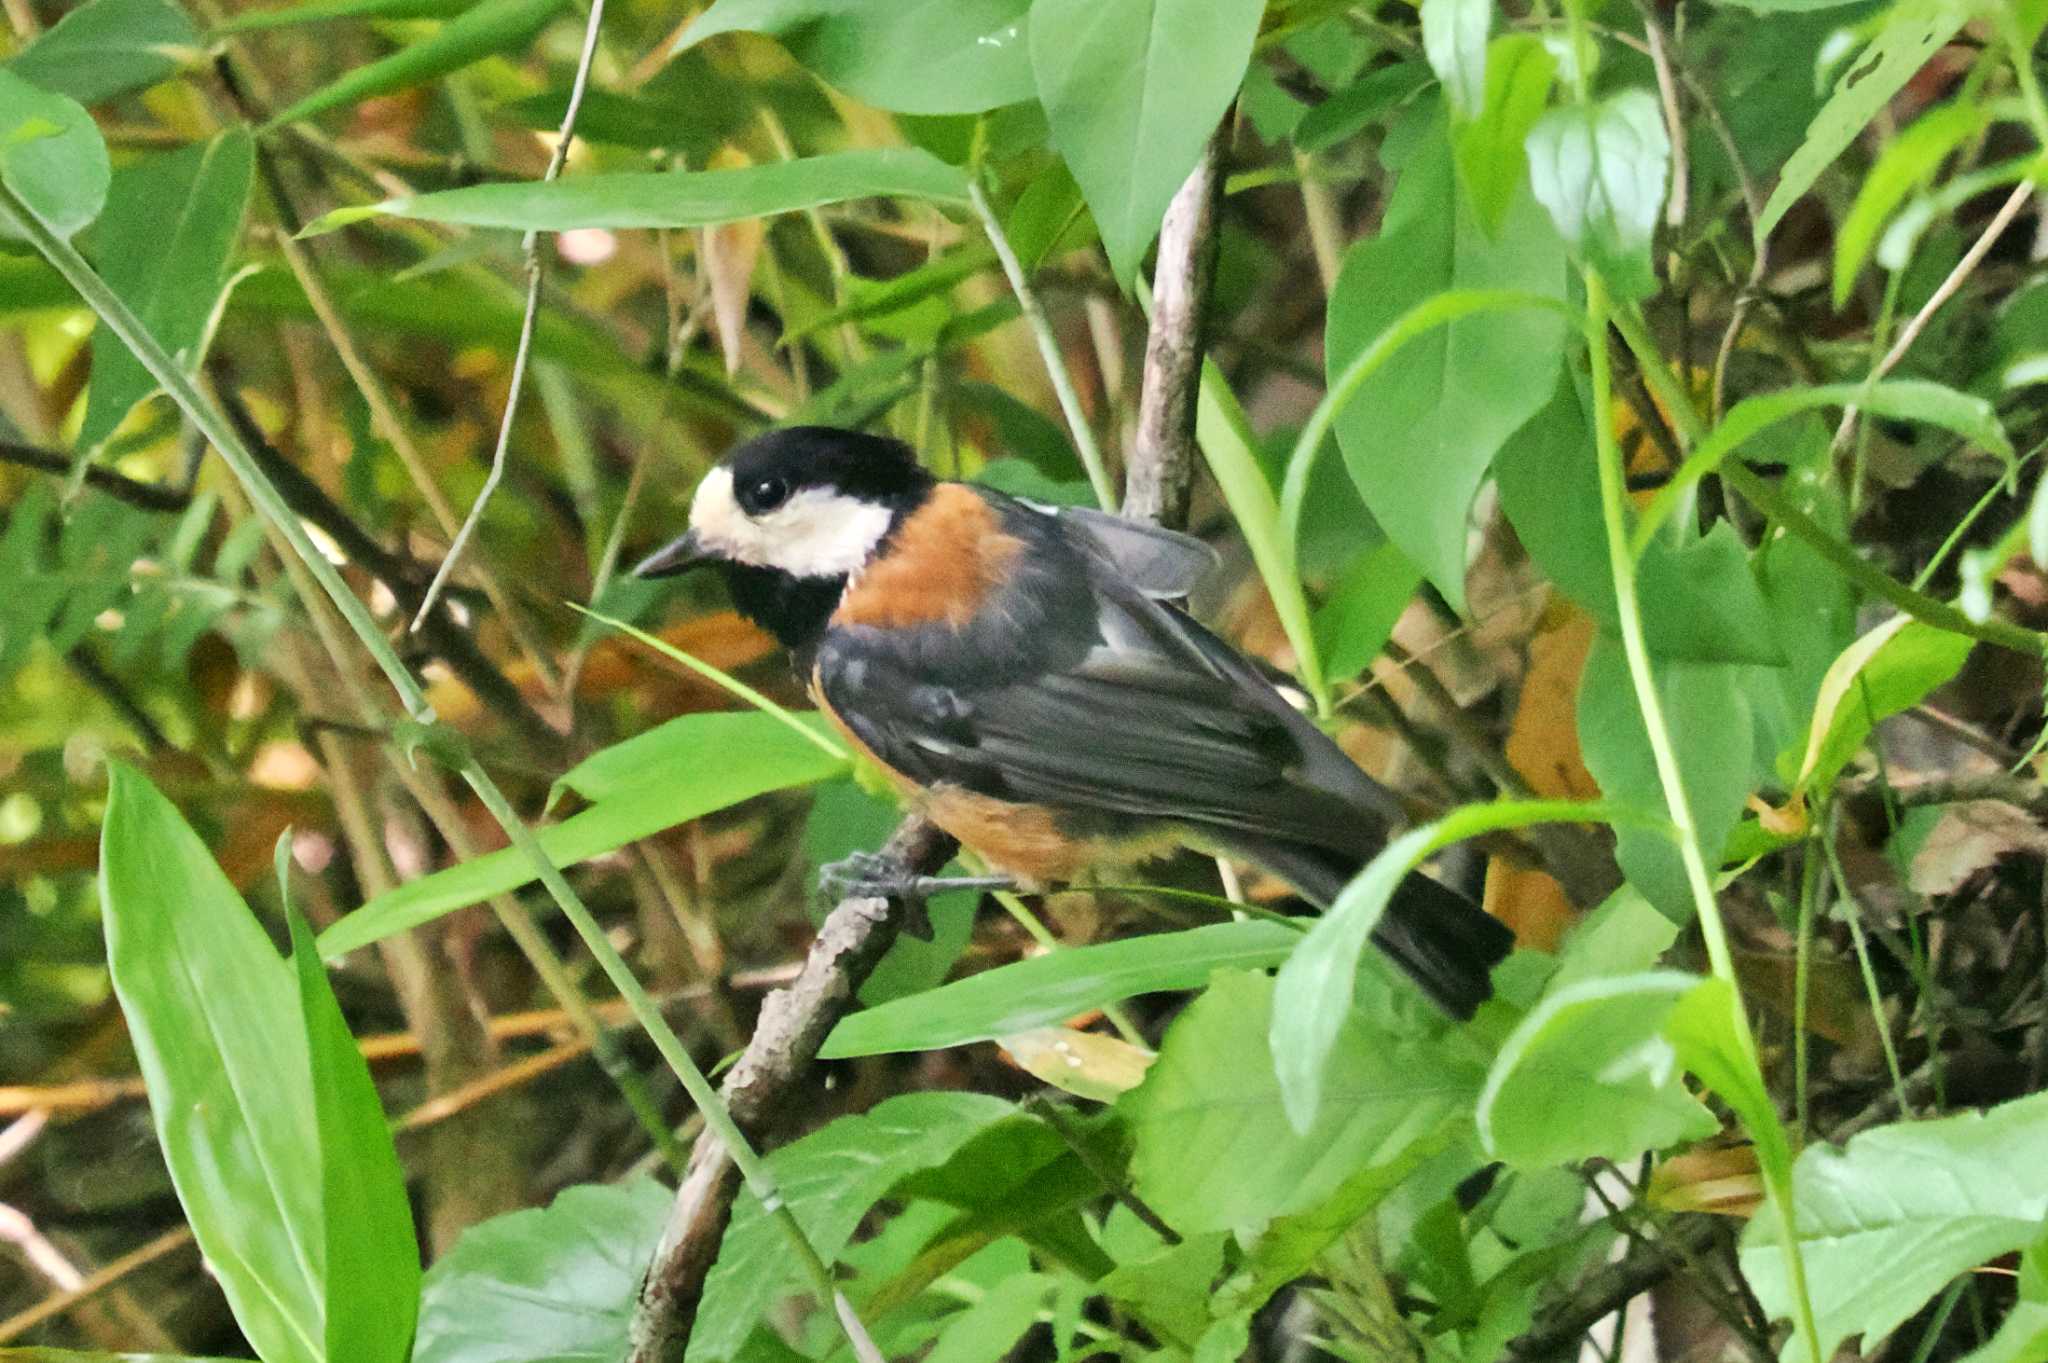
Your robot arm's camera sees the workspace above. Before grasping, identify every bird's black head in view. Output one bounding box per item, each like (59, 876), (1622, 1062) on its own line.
(633, 426), (935, 654)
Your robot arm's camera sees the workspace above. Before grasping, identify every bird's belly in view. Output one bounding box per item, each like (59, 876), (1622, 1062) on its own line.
(922, 784), (1183, 888)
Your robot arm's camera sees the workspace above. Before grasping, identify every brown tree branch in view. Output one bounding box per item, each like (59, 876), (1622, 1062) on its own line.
(627, 816), (955, 1363)
(1123, 130), (1223, 531)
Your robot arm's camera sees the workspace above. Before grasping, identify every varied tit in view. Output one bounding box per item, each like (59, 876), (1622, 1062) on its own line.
(634, 426), (1513, 1017)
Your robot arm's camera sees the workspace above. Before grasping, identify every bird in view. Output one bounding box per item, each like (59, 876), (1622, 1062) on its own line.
(633, 425), (1514, 1017)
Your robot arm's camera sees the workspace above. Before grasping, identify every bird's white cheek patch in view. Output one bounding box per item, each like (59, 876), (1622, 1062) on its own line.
(688, 467), (893, 579)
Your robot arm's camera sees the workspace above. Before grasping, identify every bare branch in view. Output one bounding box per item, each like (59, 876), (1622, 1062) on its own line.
(1123, 131), (1222, 531)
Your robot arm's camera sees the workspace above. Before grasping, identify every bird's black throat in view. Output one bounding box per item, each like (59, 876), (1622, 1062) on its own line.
(717, 562), (846, 663)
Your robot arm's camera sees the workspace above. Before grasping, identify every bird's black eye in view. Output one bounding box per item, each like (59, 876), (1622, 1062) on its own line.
(737, 474), (791, 515)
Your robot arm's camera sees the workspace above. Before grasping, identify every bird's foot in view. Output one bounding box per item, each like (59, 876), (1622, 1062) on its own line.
(818, 850), (1015, 904)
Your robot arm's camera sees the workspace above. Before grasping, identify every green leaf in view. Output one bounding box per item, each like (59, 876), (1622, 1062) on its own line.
(1792, 617), (1973, 798)
(1420, 0), (1489, 119)
(1832, 100), (1986, 308)
(1313, 541), (1424, 682)
(1125, 969), (1482, 1234)
(1709, 0), (1865, 10)
(320, 712), (847, 957)
(1754, 0), (1972, 245)
(0, 68), (110, 240)
(1496, 377), (1790, 665)
(1028, 0), (1264, 282)
(1475, 971), (1718, 1168)
(100, 762), (325, 1363)
(1327, 108), (1567, 613)
(287, 906), (420, 1363)
(0, 1353), (246, 1363)
(4, 0), (199, 103)
(1270, 799), (1622, 1130)
(675, 0), (1034, 115)
(1738, 1089), (2048, 1360)
(692, 1092), (1017, 1362)
(1577, 636), (1757, 921)
(1633, 380), (2013, 553)
(1525, 89), (1669, 299)
(414, 1179), (671, 1363)
(1453, 35), (1557, 236)
(921, 1273), (1056, 1363)
(1293, 60), (1433, 154)
(305, 147), (971, 235)
(218, 0), (495, 34)
(79, 129), (254, 452)
(263, 0), (568, 130)
(821, 920), (1303, 1057)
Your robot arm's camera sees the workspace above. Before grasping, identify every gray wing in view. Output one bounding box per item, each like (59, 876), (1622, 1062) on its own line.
(1036, 503), (1218, 599)
(816, 494), (1398, 853)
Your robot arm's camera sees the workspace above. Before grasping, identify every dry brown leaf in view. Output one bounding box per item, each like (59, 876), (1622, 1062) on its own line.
(701, 146), (764, 377)
(1907, 799), (2048, 896)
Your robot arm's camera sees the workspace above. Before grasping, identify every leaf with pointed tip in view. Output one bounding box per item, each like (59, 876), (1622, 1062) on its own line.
(80, 129), (254, 451)
(4, 0), (199, 103)
(303, 147), (970, 235)
(1028, 0), (1264, 283)
(1525, 89), (1669, 299)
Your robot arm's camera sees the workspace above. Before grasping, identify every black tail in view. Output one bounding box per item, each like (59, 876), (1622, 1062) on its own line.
(1215, 835), (1515, 1019)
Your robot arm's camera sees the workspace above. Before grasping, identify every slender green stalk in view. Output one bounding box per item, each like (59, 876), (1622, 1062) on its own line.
(1584, 273), (1822, 1363)
(1, 183), (883, 1363)
(1793, 839), (1822, 1139)
(968, 176), (1117, 511)
(1819, 816), (1913, 1115)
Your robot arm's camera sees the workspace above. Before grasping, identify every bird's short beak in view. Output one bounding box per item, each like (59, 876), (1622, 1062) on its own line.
(632, 530), (709, 579)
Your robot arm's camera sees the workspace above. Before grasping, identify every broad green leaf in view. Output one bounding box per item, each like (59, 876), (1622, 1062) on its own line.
(1097, 1231), (1229, 1350)
(1664, 977), (1796, 1218)
(320, 713), (847, 957)
(1738, 1089), (2048, 1360)
(1453, 35), (1556, 236)
(1958, 1240), (2048, 1363)
(691, 1092), (1016, 1362)
(1293, 60), (1433, 154)
(1754, 0), (1972, 245)
(1710, 0), (1865, 9)
(4, 0), (199, 103)
(1313, 541), (1424, 682)
(1029, 0), (1264, 282)
(1832, 100), (1986, 307)
(1126, 970), (1482, 1234)
(1495, 381), (1786, 665)
(553, 709), (842, 803)
(1475, 971), (1717, 1168)
(80, 130), (254, 452)
(676, 0), (1034, 115)
(287, 906), (420, 1363)
(305, 147), (970, 235)
(1327, 108), (1567, 613)
(1792, 617), (1973, 797)
(1547, 884), (1682, 992)
(1525, 89), (1669, 299)
(822, 920), (1303, 1057)
(1576, 636), (1757, 921)
(414, 1179), (671, 1363)
(263, 0), (568, 130)
(100, 762), (326, 1363)
(1421, 0), (1488, 119)
(0, 1354), (245, 1363)
(1270, 799), (1621, 1130)
(921, 1273), (1056, 1363)
(1634, 380), (2013, 552)
(218, 0), (480, 33)
(0, 68), (110, 240)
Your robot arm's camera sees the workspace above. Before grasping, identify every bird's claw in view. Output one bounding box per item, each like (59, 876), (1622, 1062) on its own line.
(816, 851), (1016, 941)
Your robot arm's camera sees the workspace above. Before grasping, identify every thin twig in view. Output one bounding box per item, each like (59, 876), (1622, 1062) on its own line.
(0, 439), (193, 511)
(411, 0), (609, 631)
(0, 1226), (195, 1345)
(1830, 179), (2036, 456)
(970, 175), (1117, 511)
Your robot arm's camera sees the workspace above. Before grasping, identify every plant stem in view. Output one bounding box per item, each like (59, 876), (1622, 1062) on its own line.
(0, 181), (883, 1363)
(969, 175), (1117, 511)
(1584, 272), (1822, 1363)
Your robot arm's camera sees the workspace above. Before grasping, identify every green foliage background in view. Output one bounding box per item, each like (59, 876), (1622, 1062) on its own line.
(3, 0), (2048, 1360)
